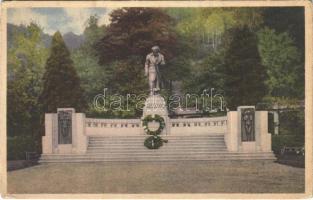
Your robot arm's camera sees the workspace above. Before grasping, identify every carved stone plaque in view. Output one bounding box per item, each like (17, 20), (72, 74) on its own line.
(58, 110), (72, 144)
(241, 108), (255, 142)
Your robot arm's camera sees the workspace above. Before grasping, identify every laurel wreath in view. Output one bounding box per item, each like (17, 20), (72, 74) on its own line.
(142, 115), (167, 149)
(142, 114), (165, 135)
(144, 135), (164, 149)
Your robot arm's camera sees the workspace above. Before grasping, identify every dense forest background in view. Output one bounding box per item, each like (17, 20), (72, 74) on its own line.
(7, 7), (305, 158)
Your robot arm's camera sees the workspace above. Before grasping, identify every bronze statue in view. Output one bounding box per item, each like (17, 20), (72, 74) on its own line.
(145, 46), (165, 95)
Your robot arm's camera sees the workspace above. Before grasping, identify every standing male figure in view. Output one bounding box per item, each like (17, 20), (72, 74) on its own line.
(145, 46), (165, 95)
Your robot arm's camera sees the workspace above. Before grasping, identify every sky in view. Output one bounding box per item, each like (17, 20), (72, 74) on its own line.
(8, 8), (114, 35)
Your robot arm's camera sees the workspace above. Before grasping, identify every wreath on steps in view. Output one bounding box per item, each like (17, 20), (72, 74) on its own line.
(142, 115), (167, 149)
(144, 135), (164, 149)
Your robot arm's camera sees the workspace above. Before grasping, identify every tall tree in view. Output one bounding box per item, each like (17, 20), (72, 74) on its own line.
(95, 8), (178, 64)
(258, 27), (303, 98)
(7, 23), (48, 137)
(167, 8), (264, 58)
(222, 26), (267, 110)
(72, 15), (108, 99)
(40, 31), (86, 113)
(263, 7), (304, 53)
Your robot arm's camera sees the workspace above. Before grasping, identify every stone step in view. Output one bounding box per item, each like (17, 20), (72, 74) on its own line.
(40, 158), (275, 163)
(89, 135), (224, 139)
(87, 148), (228, 152)
(88, 143), (226, 147)
(88, 142), (226, 147)
(40, 134), (276, 163)
(41, 152), (274, 158)
(40, 157), (276, 162)
(39, 153), (276, 163)
(89, 139), (225, 143)
(40, 158), (276, 163)
(89, 138), (224, 144)
(89, 135), (224, 141)
(87, 149), (228, 154)
(88, 139), (225, 143)
(87, 147), (227, 151)
(89, 135), (224, 142)
(87, 146), (227, 150)
(44, 152), (254, 158)
(86, 150), (231, 155)
(86, 149), (228, 154)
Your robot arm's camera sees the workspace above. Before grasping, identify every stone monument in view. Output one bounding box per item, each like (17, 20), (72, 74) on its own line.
(143, 46), (169, 134)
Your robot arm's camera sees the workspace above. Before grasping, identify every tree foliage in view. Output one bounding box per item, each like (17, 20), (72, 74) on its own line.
(96, 8), (178, 64)
(258, 27), (304, 98)
(222, 26), (267, 110)
(166, 8), (263, 58)
(7, 23), (48, 137)
(72, 15), (108, 99)
(6, 8), (306, 159)
(40, 32), (86, 113)
(7, 7), (305, 132)
(93, 8), (185, 115)
(263, 7), (304, 53)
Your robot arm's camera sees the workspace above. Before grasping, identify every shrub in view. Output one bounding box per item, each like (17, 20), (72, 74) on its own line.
(271, 110), (304, 154)
(7, 135), (38, 160)
(272, 135), (303, 154)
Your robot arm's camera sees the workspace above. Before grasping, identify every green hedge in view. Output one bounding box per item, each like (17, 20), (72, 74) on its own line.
(272, 134), (304, 154)
(279, 110), (304, 135)
(271, 110), (304, 154)
(7, 135), (39, 160)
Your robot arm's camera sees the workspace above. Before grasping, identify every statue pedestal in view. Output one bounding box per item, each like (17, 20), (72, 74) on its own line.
(143, 95), (168, 116)
(142, 95), (169, 135)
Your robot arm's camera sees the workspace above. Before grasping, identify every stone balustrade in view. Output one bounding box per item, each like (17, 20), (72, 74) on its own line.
(85, 118), (141, 128)
(170, 117), (227, 127)
(170, 116), (227, 135)
(84, 116), (228, 136)
(85, 118), (143, 136)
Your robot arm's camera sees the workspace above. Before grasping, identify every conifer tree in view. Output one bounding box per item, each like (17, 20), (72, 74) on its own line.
(222, 26), (267, 110)
(40, 31), (86, 112)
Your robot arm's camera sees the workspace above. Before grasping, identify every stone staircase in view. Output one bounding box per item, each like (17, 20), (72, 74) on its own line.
(40, 135), (276, 163)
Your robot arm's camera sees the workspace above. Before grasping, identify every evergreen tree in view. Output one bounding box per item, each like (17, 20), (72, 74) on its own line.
(222, 26), (267, 110)
(40, 31), (86, 113)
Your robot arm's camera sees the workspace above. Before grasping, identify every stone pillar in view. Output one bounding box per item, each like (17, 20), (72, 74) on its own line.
(257, 111), (272, 152)
(273, 111), (279, 135)
(42, 113), (54, 154)
(75, 113), (88, 154)
(42, 108), (88, 155)
(226, 106), (272, 153)
(226, 111), (239, 152)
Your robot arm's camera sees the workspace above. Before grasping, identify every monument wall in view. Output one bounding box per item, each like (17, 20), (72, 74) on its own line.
(42, 106), (272, 155)
(42, 108), (87, 154)
(225, 106), (272, 153)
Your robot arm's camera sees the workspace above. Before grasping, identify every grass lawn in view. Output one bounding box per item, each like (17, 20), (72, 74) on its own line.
(8, 160), (304, 194)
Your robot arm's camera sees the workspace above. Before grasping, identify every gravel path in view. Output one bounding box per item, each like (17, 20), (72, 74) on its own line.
(8, 160), (304, 194)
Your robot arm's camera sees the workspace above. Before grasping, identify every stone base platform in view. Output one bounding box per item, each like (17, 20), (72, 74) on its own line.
(40, 135), (275, 163)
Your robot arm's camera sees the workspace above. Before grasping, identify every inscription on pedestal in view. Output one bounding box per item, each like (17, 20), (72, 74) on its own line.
(146, 103), (165, 109)
(143, 95), (168, 116)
